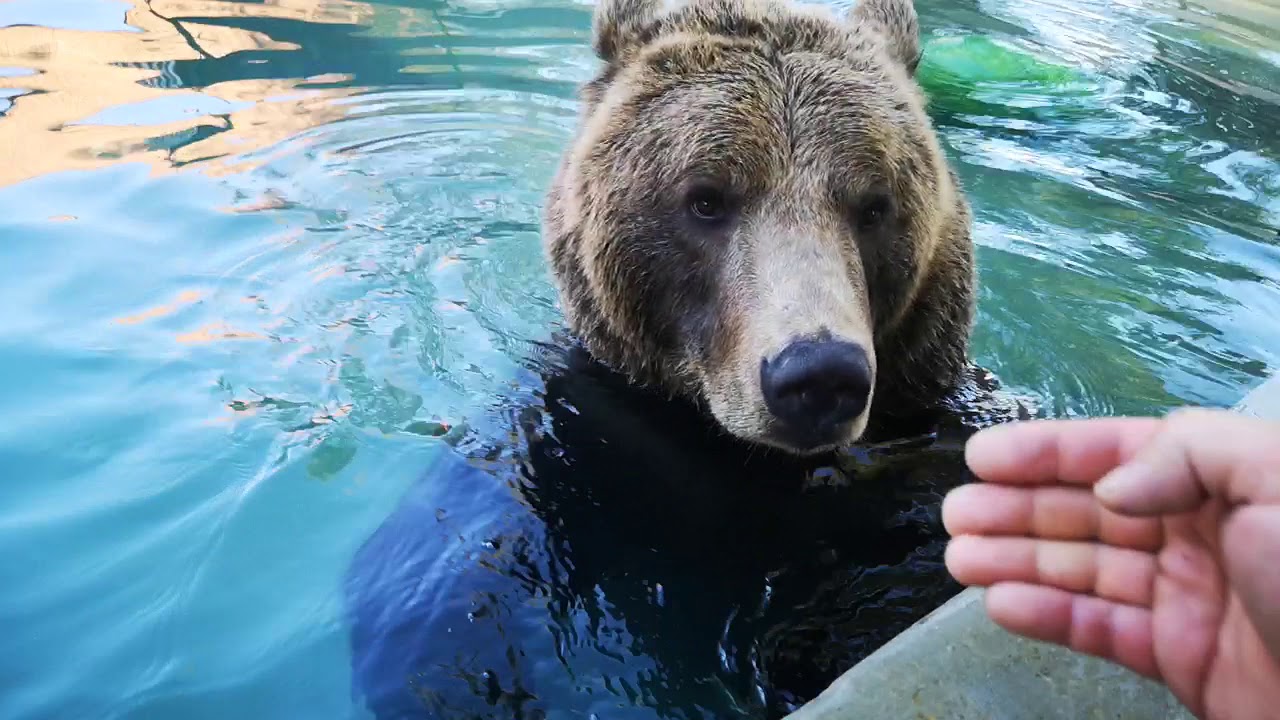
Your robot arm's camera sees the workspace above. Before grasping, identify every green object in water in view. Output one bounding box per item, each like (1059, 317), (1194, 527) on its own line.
(916, 35), (1084, 89)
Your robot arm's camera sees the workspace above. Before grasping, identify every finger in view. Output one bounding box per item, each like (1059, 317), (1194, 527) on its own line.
(964, 417), (1164, 487)
(1222, 505), (1280, 661)
(942, 483), (1164, 551)
(984, 582), (1159, 681)
(945, 535), (1156, 607)
(1094, 408), (1280, 516)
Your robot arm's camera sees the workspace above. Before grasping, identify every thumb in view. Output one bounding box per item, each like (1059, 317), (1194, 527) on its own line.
(1092, 408), (1280, 516)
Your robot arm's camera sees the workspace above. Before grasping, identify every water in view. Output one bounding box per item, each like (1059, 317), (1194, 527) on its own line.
(0, 0), (1277, 718)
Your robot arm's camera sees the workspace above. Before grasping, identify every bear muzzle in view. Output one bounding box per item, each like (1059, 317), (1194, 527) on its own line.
(759, 337), (873, 452)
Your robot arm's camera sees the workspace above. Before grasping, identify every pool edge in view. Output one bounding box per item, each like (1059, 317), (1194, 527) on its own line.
(785, 372), (1280, 720)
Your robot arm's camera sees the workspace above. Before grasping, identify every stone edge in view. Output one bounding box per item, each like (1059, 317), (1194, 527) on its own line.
(785, 373), (1280, 720)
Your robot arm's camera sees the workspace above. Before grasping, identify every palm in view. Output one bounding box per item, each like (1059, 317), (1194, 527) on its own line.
(942, 413), (1280, 720)
(1153, 510), (1280, 720)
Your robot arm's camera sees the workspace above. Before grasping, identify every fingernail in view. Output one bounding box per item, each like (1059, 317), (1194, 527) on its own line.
(1094, 464), (1142, 508)
(964, 423), (1017, 462)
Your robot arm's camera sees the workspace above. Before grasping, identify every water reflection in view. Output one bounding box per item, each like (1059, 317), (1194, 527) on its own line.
(0, 0), (589, 185)
(0, 0), (1278, 719)
(0, 1), (375, 183)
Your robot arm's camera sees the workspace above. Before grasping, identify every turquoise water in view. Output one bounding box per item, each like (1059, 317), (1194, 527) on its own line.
(1, 0), (1278, 718)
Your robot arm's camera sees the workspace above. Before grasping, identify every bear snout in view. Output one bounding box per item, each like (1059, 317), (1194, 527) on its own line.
(759, 338), (873, 451)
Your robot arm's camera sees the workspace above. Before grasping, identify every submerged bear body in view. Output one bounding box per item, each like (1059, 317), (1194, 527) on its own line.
(346, 0), (1028, 716)
(346, 341), (1019, 719)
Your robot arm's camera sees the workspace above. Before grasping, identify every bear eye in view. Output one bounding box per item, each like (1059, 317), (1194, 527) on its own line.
(854, 194), (893, 232)
(686, 185), (729, 224)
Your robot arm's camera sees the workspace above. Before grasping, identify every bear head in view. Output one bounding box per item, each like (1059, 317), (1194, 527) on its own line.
(543, 0), (976, 455)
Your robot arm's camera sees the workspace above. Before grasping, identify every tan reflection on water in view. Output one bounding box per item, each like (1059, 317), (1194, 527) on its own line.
(149, 0), (374, 24)
(113, 289), (205, 325)
(0, 0), (376, 187)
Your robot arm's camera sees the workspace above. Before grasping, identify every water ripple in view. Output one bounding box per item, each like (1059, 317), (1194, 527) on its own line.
(0, 0), (1278, 719)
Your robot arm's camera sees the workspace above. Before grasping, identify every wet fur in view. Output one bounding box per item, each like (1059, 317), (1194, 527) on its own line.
(544, 0), (975, 451)
(345, 337), (1020, 719)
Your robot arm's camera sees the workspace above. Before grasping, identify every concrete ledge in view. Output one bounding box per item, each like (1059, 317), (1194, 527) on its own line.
(787, 586), (1192, 720)
(1235, 373), (1280, 420)
(787, 372), (1280, 720)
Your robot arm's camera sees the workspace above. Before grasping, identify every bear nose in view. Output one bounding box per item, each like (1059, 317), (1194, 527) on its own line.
(759, 340), (872, 443)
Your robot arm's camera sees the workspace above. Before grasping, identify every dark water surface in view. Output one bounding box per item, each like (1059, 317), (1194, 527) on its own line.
(1, 0), (1278, 718)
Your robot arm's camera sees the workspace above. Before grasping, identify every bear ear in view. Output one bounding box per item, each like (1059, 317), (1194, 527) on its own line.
(592, 0), (663, 62)
(849, 0), (922, 74)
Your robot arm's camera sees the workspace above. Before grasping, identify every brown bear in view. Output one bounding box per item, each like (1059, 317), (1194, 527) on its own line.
(344, 2), (1018, 719)
(543, 0), (975, 454)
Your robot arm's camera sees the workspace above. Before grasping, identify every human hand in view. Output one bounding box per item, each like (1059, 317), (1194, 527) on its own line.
(942, 408), (1280, 720)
